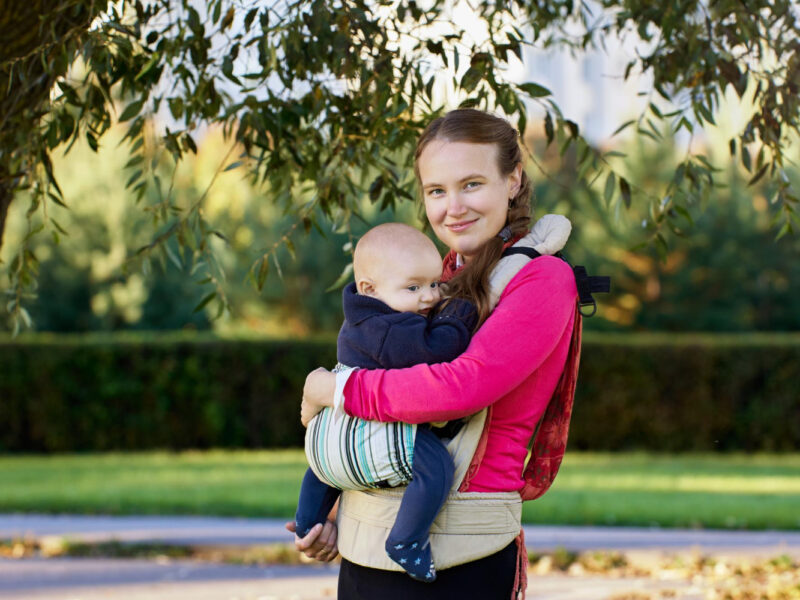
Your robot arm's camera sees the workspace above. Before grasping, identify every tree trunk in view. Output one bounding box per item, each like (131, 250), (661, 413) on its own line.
(0, 179), (11, 253)
(0, 0), (101, 253)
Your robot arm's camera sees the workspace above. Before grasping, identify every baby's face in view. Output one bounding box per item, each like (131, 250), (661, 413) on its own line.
(369, 250), (443, 315)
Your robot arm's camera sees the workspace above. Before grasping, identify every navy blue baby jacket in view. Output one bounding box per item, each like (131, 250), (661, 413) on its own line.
(336, 282), (479, 370)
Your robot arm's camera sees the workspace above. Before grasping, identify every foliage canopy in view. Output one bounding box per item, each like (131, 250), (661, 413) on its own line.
(2, 0), (800, 330)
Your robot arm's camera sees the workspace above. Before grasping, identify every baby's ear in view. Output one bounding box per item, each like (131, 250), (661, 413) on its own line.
(357, 278), (377, 297)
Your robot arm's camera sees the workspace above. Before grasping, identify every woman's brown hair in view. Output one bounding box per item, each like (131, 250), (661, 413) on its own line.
(415, 108), (532, 329)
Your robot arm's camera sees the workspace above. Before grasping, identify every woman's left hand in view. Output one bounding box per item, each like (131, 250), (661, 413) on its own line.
(301, 367), (337, 426)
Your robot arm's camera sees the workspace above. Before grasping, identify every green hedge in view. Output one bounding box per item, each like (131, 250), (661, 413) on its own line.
(1, 332), (798, 452)
(0, 333), (337, 452)
(570, 333), (800, 452)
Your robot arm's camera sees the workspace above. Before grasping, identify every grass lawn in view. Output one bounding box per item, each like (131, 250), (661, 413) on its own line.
(1, 451), (798, 530)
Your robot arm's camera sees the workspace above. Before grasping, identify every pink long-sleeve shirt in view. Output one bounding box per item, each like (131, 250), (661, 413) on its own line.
(343, 255), (578, 493)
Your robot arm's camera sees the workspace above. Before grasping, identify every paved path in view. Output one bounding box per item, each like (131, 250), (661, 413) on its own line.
(2, 514), (797, 599)
(3, 513), (800, 553)
(0, 558), (704, 600)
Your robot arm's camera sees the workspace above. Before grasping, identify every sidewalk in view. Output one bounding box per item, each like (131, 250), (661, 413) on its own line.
(3, 513), (800, 554)
(2, 514), (799, 600)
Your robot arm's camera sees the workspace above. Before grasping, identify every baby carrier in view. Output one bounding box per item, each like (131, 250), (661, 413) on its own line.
(336, 231), (609, 599)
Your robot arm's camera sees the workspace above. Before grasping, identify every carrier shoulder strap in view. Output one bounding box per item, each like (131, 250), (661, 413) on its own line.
(503, 247), (610, 317)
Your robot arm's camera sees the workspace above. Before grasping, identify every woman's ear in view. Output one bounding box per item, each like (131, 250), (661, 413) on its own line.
(357, 278), (377, 297)
(507, 163), (523, 197)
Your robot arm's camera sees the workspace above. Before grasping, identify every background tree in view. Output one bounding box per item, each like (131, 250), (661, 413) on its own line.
(6, 118), (797, 334)
(3, 0), (800, 330)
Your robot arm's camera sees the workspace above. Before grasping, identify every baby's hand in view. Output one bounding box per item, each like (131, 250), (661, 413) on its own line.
(436, 297), (479, 330)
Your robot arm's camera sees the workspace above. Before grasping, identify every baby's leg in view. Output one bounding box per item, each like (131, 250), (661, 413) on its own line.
(295, 467), (341, 538)
(385, 427), (454, 582)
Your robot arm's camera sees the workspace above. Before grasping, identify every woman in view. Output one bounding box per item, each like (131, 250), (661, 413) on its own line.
(293, 108), (579, 599)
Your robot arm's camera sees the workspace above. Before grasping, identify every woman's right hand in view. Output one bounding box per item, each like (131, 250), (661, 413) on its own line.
(285, 520), (339, 562)
(301, 367), (337, 426)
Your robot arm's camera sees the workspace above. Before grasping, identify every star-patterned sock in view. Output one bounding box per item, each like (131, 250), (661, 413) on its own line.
(385, 538), (437, 582)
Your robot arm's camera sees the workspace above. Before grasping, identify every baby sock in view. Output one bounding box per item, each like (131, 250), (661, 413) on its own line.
(385, 538), (437, 582)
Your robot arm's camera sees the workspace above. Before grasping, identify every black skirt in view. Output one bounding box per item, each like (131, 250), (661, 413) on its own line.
(337, 540), (517, 600)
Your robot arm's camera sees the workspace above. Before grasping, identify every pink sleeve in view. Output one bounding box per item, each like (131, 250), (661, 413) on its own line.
(343, 256), (578, 423)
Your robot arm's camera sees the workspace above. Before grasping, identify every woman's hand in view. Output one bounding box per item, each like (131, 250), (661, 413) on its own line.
(285, 520), (339, 562)
(301, 367), (337, 426)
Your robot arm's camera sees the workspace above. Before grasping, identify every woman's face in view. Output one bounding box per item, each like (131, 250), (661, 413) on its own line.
(418, 140), (521, 262)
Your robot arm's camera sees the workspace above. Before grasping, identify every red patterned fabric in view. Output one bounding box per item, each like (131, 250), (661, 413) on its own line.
(519, 303), (582, 500)
(512, 529), (529, 600)
(440, 249), (461, 283)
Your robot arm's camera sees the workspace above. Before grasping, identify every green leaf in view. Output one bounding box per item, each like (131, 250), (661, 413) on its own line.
(325, 263), (353, 292)
(565, 120), (579, 138)
(368, 176), (384, 202)
(674, 205), (694, 226)
(611, 120), (635, 137)
(47, 192), (69, 209)
(124, 155), (144, 169)
(119, 99), (145, 122)
(51, 218), (69, 235)
(86, 132), (98, 152)
(544, 112), (554, 146)
(256, 257), (269, 290)
(460, 67), (482, 93)
(244, 8), (258, 31)
(649, 102), (663, 118)
(135, 54), (160, 81)
(224, 161), (243, 172)
(742, 146), (752, 172)
(748, 164), (769, 186)
(126, 170), (143, 188)
(620, 177), (632, 209)
(165, 244), (182, 270)
(696, 102), (715, 125)
(775, 221), (792, 240)
(604, 171), (616, 207)
(183, 134), (197, 154)
(518, 82), (551, 98)
(193, 292), (216, 313)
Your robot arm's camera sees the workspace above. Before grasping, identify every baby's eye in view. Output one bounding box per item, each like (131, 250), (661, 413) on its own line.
(407, 285), (419, 292)
(430, 282), (439, 289)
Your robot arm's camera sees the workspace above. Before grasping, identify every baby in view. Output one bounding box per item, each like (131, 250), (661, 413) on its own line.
(296, 222), (478, 582)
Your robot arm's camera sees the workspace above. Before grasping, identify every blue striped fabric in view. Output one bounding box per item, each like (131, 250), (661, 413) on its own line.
(305, 405), (416, 490)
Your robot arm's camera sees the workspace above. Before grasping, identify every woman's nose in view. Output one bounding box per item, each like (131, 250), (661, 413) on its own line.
(446, 193), (467, 216)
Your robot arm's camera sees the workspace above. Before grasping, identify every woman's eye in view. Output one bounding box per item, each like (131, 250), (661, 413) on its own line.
(428, 188), (444, 197)
(465, 181), (480, 190)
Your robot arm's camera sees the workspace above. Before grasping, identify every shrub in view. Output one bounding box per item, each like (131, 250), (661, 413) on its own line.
(1, 332), (798, 452)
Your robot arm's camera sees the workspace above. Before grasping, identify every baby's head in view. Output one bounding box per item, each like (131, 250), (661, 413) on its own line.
(354, 223), (442, 315)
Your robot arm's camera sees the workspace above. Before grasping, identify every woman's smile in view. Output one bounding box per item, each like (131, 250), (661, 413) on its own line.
(445, 218), (479, 233)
